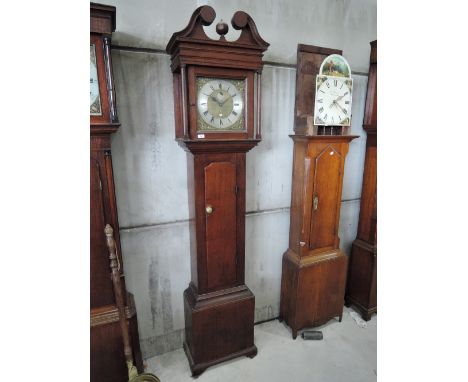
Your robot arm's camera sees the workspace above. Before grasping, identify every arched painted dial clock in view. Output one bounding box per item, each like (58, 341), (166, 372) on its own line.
(314, 54), (353, 126)
(280, 45), (359, 339)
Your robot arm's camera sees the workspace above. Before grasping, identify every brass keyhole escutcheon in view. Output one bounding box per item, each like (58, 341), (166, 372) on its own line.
(313, 195), (319, 210)
(205, 205), (213, 214)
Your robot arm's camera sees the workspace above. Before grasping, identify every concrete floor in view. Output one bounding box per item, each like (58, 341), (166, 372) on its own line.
(144, 306), (376, 382)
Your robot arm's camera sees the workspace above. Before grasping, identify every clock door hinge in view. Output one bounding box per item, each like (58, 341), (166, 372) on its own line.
(235, 185), (240, 194)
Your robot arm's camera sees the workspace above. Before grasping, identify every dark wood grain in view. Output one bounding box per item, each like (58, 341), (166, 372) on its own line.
(204, 161), (237, 290)
(167, 6), (268, 375)
(90, 4), (143, 381)
(345, 40), (377, 321)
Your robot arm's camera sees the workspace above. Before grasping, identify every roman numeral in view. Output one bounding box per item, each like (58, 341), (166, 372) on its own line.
(340, 83), (344, 89)
(219, 119), (223, 125)
(326, 82), (330, 88)
(343, 91), (349, 96)
(234, 103), (240, 106)
(343, 109), (348, 115)
(232, 111), (238, 116)
(324, 114), (328, 121)
(219, 83), (222, 89)
(319, 107), (324, 113)
(319, 90), (325, 93)
(210, 85), (215, 91)
(228, 118), (231, 123)
(200, 102), (207, 105)
(317, 99), (323, 103)
(334, 79), (337, 87)
(210, 116), (214, 123)
(203, 110), (209, 116)
(345, 101), (350, 104)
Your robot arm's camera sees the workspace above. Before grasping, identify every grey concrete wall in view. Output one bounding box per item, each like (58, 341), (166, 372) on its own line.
(106, 0), (376, 359)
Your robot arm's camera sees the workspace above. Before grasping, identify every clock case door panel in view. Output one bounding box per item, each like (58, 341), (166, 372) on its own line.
(308, 143), (345, 252)
(192, 152), (245, 294)
(187, 66), (254, 140)
(204, 161), (238, 290)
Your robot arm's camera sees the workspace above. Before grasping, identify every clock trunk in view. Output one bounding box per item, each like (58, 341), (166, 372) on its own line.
(182, 141), (259, 376)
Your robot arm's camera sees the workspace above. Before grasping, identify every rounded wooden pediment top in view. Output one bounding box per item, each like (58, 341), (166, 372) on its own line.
(166, 5), (269, 54)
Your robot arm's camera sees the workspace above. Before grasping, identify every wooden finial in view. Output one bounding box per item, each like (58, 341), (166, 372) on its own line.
(231, 10), (269, 48)
(216, 19), (229, 40)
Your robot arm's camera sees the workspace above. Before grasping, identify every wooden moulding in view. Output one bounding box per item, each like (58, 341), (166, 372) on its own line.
(166, 5), (269, 73)
(178, 139), (260, 154)
(90, 295), (137, 328)
(91, 2), (116, 35)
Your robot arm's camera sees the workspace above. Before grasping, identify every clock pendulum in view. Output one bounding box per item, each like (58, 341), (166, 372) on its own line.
(166, 6), (269, 376)
(279, 45), (359, 339)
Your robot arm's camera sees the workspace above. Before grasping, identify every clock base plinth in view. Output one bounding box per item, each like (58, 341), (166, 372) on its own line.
(183, 284), (257, 376)
(345, 238), (377, 321)
(279, 248), (348, 339)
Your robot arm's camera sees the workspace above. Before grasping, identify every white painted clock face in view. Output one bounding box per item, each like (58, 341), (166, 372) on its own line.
(196, 78), (244, 131)
(314, 75), (353, 126)
(90, 44), (102, 116)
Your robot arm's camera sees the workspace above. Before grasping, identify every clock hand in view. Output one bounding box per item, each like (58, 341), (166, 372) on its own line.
(219, 96), (231, 106)
(210, 94), (224, 107)
(329, 93), (347, 108)
(333, 100), (348, 116)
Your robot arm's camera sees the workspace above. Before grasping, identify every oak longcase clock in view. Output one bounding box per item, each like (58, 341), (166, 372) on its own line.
(166, 5), (269, 376)
(279, 44), (358, 339)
